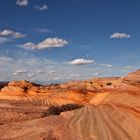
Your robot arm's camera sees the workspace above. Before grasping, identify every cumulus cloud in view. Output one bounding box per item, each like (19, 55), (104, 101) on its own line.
(0, 29), (25, 39)
(16, 0), (28, 6)
(22, 42), (34, 49)
(21, 37), (68, 50)
(68, 58), (95, 65)
(110, 33), (131, 39)
(0, 56), (131, 83)
(34, 4), (48, 11)
(0, 56), (94, 82)
(101, 64), (112, 68)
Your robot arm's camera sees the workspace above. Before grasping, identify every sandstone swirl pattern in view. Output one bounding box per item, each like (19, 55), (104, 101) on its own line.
(0, 70), (140, 140)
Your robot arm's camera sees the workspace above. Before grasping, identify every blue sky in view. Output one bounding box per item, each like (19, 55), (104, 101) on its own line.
(0, 0), (140, 83)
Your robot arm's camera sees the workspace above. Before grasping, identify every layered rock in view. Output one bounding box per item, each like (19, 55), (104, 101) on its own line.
(122, 69), (140, 86)
(0, 80), (95, 106)
(118, 69), (140, 91)
(0, 70), (140, 140)
(0, 90), (140, 140)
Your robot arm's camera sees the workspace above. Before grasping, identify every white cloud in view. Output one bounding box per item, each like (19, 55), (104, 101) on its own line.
(101, 64), (112, 68)
(53, 77), (60, 80)
(0, 56), (133, 83)
(93, 72), (101, 76)
(16, 0), (28, 6)
(36, 70), (45, 74)
(0, 56), (13, 64)
(14, 69), (28, 75)
(49, 70), (56, 74)
(0, 56), (95, 82)
(34, 4), (48, 11)
(124, 66), (133, 69)
(22, 42), (34, 49)
(110, 33), (131, 39)
(0, 37), (11, 44)
(68, 58), (95, 65)
(34, 28), (50, 33)
(13, 32), (25, 38)
(0, 29), (25, 38)
(21, 37), (68, 50)
(26, 73), (35, 77)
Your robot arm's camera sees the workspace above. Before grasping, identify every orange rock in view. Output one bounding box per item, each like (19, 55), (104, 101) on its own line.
(0, 70), (140, 139)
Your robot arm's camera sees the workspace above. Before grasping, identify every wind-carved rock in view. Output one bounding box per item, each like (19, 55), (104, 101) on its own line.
(122, 69), (140, 85)
(0, 70), (140, 140)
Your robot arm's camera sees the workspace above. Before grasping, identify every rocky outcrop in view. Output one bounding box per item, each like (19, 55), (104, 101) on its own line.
(1, 80), (38, 94)
(0, 82), (8, 90)
(122, 69), (140, 86)
(118, 69), (140, 91)
(0, 70), (140, 104)
(0, 70), (140, 140)
(0, 89), (140, 140)
(0, 80), (95, 106)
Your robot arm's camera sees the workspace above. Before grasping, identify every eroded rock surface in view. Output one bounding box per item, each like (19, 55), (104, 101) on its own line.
(0, 70), (140, 140)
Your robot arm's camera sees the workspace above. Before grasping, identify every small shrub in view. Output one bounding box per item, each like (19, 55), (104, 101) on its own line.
(100, 85), (103, 87)
(106, 82), (112, 86)
(23, 87), (28, 92)
(42, 104), (83, 117)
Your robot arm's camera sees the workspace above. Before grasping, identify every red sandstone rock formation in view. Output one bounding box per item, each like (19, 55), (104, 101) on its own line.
(0, 70), (140, 140)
